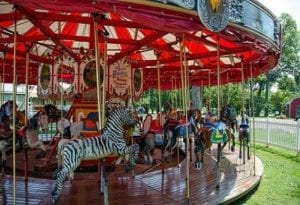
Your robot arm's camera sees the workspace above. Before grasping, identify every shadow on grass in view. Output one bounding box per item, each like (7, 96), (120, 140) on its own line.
(252, 144), (300, 163)
(227, 181), (261, 205)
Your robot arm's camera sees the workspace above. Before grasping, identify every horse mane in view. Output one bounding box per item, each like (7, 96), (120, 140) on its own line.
(0, 101), (13, 122)
(26, 111), (41, 130)
(102, 106), (133, 135)
(43, 104), (60, 121)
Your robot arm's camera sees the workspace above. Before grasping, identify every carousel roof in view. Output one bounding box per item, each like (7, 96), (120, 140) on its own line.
(0, 0), (281, 90)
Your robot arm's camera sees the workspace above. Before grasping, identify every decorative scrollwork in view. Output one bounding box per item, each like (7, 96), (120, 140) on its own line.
(229, 0), (244, 24)
(197, 0), (231, 32)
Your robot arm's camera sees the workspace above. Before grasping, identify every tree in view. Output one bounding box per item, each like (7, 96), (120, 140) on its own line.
(263, 13), (300, 116)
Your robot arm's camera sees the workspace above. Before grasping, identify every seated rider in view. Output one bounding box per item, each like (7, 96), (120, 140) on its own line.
(204, 111), (217, 127)
(0, 115), (13, 140)
(239, 110), (249, 128)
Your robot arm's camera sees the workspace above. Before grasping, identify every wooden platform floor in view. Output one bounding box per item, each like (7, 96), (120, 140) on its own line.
(1, 144), (263, 205)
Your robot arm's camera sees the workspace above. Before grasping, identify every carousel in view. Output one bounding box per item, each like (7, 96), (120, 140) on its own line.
(0, 0), (280, 204)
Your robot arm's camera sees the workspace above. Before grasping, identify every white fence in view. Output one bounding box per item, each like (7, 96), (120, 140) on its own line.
(249, 118), (300, 154)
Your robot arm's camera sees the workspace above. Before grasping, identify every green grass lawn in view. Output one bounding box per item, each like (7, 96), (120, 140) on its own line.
(233, 144), (300, 205)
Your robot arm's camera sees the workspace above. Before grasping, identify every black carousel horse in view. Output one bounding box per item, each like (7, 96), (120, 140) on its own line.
(0, 101), (16, 173)
(238, 111), (250, 164)
(220, 104), (238, 152)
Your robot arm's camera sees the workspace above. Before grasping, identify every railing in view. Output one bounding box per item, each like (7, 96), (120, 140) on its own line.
(249, 118), (300, 154)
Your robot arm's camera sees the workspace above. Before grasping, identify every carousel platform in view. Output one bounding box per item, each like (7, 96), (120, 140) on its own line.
(1, 143), (263, 205)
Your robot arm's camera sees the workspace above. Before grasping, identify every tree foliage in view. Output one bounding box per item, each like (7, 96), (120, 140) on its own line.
(136, 14), (300, 118)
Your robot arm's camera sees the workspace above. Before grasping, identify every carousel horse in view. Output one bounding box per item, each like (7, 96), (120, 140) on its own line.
(0, 101), (17, 172)
(136, 113), (166, 165)
(21, 111), (49, 158)
(220, 104), (238, 152)
(0, 100), (15, 122)
(194, 106), (235, 169)
(52, 106), (140, 203)
(43, 104), (61, 123)
(238, 111), (250, 163)
(0, 115), (13, 172)
(163, 108), (197, 161)
(56, 111), (99, 140)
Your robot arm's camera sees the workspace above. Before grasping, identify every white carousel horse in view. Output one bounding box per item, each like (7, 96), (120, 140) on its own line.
(21, 111), (49, 158)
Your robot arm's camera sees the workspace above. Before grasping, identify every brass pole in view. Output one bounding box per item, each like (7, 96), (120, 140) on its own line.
(93, 15), (103, 129)
(181, 33), (190, 200)
(12, 9), (17, 205)
(250, 62), (256, 175)
(179, 38), (184, 110)
(217, 37), (220, 119)
(102, 39), (107, 128)
(25, 50), (30, 124)
(156, 52), (162, 125)
(2, 57), (5, 103)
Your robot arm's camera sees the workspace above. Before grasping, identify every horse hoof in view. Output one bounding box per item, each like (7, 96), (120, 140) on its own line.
(194, 161), (202, 170)
(231, 146), (235, 152)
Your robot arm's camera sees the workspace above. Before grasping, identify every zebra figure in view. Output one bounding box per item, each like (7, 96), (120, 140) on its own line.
(52, 106), (140, 204)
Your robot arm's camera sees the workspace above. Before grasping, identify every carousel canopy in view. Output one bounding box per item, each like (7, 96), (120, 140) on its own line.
(0, 0), (281, 90)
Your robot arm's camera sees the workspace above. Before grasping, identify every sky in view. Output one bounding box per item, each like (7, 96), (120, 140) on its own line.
(257, 0), (300, 29)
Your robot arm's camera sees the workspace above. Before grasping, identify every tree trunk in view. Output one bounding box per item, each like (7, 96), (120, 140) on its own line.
(264, 74), (270, 117)
(255, 83), (263, 116)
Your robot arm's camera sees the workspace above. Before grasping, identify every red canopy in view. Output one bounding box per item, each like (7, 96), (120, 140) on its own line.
(0, 0), (281, 90)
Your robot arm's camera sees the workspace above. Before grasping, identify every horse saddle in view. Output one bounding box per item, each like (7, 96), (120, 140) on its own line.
(210, 121), (228, 144)
(174, 123), (193, 138)
(154, 133), (164, 145)
(17, 127), (26, 138)
(239, 124), (249, 129)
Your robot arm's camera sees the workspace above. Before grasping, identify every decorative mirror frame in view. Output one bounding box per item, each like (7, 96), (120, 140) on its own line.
(37, 63), (52, 98)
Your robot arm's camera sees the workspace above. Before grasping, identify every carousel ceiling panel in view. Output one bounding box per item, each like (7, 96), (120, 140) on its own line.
(0, 0), (281, 90)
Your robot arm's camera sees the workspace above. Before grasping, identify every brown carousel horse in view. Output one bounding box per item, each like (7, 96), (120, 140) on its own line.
(194, 104), (237, 169)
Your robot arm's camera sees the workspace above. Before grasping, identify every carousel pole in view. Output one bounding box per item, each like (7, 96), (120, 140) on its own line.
(25, 48), (29, 126)
(2, 56), (5, 103)
(93, 14), (108, 205)
(240, 61), (246, 165)
(102, 36), (107, 128)
(156, 51), (165, 173)
(156, 52), (162, 126)
(0, 61), (3, 105)
(208, 70), (211, 112)
(0, 76), (1, 106)
(227, 73), (230, 104)
(250, 62), (256, 175)
(216, 35), (221, 189)
(181, 33), (190, 200)
(179, 38), (184, 111)
(175, 77), (178, 108)
(24, 46), (31, 182)
(12, 8), (18, 205)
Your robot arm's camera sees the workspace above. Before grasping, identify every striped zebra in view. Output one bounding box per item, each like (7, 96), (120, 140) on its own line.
(52, 106), (140, 204)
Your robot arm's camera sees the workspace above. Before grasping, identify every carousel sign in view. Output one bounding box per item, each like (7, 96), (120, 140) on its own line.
(109, 58), (131, 98)
(198, 0), (231, 32)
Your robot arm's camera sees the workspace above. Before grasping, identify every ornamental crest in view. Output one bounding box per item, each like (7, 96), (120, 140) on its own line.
(198, 0), (231, 32)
